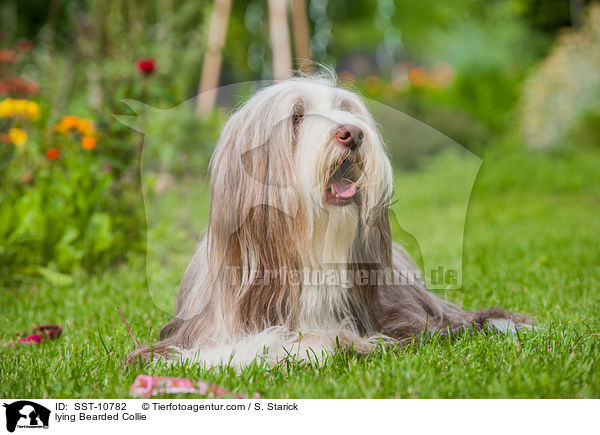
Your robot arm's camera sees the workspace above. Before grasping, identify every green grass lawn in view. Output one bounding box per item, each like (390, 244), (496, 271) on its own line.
(1, 143), (599, 398)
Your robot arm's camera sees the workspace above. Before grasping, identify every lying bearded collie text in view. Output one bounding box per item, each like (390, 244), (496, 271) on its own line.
(129, 75), (530, 367)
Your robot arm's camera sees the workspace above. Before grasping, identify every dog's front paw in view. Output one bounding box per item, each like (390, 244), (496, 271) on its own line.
(485, 318), (532, 334)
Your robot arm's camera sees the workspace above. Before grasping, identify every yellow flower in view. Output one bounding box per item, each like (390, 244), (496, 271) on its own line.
(25, 101), (40, 120)
(13, 99), (28, 115)
(0, 99), (14, 117)
(8, 127), (28, 146)
(0, 98), (40, 120)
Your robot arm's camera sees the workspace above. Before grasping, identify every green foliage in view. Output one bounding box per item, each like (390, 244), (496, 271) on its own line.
(0, 34), (145, 286)
(135, 102), (223, 176)
(514, 0), (574, 33)
(344, 0), (552, 151)
(568, 108), (600, 149)
(0, 133), (143, 285)
(520, 4), (600, 149)
(423, 1), (548, 136)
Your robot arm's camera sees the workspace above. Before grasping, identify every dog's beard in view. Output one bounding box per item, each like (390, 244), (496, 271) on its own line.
(293, 117), (383, 331)
(309, 147), (363, 263)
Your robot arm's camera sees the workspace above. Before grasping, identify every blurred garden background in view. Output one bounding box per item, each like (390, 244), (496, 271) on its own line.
(1, 0), (599, 398)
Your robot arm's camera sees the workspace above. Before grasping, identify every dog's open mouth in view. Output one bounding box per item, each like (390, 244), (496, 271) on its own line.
(325, 158), (360, 206)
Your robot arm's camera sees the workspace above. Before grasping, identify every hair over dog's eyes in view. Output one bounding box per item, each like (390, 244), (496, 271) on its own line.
(292, 102), (304, 126)
(340, 100), (358, 113)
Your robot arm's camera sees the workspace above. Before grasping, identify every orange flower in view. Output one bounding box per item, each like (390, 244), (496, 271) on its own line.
(408, 66), (429, 87)
(77, 119), (94, 137)
(55, 115), (95, 136)
(55, 115), (78, 133)
(82, 136), (97, 150)
(21, 173), (33, 184)
(45, 147), (60, 160)
(430, 62), (454, 89)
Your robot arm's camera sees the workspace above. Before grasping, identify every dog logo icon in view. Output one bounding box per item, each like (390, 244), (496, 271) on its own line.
(3, 401), (50, 432)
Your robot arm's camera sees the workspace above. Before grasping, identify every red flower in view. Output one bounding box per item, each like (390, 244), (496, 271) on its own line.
(45, 147), (60, 160)
(0, 49), (16, 64)
(15, 39), (34, 53)
(0, 77), (40, 96)
(136, 58), (156, 75)
(18, 334), (42, 344)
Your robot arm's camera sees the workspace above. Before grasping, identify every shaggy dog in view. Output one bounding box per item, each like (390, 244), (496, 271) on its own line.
(129, 76), (529, 367)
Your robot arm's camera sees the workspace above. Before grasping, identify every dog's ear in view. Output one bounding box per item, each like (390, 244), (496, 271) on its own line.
(206, 100), (303, 328)
(208, 103), (300, 244)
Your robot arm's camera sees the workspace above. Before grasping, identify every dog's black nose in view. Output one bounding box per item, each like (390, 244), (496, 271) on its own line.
(335, 124), (363, 149)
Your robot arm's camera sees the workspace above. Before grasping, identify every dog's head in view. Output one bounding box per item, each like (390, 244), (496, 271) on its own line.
(209, 77), (392, 252)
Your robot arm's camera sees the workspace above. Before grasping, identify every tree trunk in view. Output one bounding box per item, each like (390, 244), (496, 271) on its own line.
(157, 0), (174, 76)
(86, 1), (104, 112)
(570, 0), (585, 29)
(196, 0), (232, 116)
(0, 0), (17, 42)
(290, 0), (312, 73)
(268, 0), (292, 80)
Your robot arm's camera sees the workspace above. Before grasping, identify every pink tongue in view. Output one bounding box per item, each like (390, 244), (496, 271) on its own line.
(332, 179), (356, 198)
